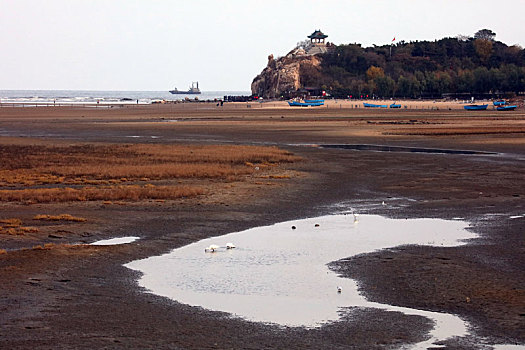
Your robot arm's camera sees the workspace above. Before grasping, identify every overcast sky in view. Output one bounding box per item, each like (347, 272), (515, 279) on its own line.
(1, 0), (524, 91)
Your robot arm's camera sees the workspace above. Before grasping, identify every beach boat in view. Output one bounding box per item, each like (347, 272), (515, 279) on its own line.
(288, 100), (323, 107)
(496, 105), (517, 111)
(304, 99), (325, 105)
(169, 81), (201, 95)
(493, 100), (507, 106)
(463, 104), (488, 110)
(363, 102), (388, 108)
(389, 103), (402, 108)
(288, 101), (323, 107)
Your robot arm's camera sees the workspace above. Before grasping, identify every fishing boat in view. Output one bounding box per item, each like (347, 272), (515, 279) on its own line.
(169, 82), (201, 95)
(493, 100), (507, 106)
(288, 100), (323, 107)
(463, 104), (488, 110)
(389, 103), (402, 108)
(363, 102), (388, 108)
(496, 105), (517, 111)
(304, 99), (325, 105)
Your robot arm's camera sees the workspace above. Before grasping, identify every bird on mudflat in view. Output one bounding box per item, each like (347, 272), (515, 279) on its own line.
(204, 244), (220, 252)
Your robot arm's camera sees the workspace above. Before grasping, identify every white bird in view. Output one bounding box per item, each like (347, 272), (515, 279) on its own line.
(204, 244), (220, 252)
(337, 286), (342, 293)
(348, 208), (359, 223)
(381, 201), (386, 206)
(225, 242), (236, 249)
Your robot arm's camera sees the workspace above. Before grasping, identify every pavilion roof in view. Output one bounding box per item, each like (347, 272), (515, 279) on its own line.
(308, 30), (328, 39)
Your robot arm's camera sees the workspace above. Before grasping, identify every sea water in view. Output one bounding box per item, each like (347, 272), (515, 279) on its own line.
(0, 90), (251, 104)
(126, 213), (478, 348)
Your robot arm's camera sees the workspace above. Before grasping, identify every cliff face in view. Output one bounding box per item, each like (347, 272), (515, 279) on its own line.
(251, 51), (321, 99)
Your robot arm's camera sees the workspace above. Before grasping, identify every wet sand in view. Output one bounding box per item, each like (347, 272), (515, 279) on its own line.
(0, 103), (524, 349)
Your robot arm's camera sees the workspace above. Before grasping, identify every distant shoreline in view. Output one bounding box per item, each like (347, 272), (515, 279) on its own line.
(3, 97), (521, 111)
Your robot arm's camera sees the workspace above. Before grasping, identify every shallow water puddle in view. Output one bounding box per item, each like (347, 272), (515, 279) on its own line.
(91, 236), (139, 245)
(321, 144), (497, 155)
(493, 345), (525, 349)
(126, 214), (477, 347)
(300, 143), (525, 161)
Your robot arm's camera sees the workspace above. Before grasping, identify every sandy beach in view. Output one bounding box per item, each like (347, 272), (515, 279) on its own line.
(0, 102), (524, 349)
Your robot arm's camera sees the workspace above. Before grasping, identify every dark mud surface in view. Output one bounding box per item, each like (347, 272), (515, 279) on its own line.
(1, 106), (524, 349)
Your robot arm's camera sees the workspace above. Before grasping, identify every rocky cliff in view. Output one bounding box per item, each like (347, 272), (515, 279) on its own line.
(251, 50), (322, 99)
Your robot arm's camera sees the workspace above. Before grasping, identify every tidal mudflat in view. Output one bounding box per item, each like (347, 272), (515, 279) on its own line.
(126, 211), (477, 347)
(1, 104), (523, 349)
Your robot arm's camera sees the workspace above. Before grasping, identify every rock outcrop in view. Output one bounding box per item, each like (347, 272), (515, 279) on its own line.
(251, 50), (322, 99)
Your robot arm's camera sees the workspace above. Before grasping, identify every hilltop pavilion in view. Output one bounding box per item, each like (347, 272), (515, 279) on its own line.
(308, 29), (328, 44)
(304, 29), (331, 55)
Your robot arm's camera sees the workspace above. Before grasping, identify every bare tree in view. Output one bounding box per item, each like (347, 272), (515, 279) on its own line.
(295, 40), (312, 50)
(456, 34), (470, 42)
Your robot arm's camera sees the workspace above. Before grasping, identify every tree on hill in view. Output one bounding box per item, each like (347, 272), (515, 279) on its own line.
(474, 38), (493, 63)
(474, 29), (496, 41)
(314, 29), (525, 98)
(366, 66), (385, 80)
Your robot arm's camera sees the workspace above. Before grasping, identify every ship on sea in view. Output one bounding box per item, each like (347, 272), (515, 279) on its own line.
(169, 81), (201, 94)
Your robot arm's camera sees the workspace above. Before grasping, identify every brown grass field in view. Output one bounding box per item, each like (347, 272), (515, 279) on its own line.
(0, 143), (300, 203)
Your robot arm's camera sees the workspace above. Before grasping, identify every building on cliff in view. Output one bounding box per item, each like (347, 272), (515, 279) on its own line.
(251, 30), (333, 99)
(305, 29), (329, 55)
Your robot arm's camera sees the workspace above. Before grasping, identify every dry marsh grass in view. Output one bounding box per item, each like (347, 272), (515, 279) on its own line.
(0, 218), (39, 235)
(0, 185), (205, 203)
(0, 144), (298, 181)
(33, 214), (87, 222)
(0, 143), (299, 203)
(41, 163), (253, 180)
(0, 218), (22, 227)
(260, 175), (292, 179)
(17, 226), (39, 233)
(31, 243), (65, 250)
